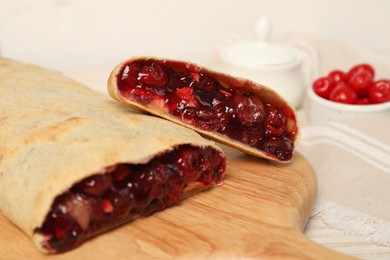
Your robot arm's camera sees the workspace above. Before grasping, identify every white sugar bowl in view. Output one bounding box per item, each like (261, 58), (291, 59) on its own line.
(210, 16), (319, 109)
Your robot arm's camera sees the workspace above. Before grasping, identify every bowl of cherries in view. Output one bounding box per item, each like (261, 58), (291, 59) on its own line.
(308, 63), (390, 125)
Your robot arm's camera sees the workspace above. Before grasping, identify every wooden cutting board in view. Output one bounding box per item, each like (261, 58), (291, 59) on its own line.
(0, 146), (353, 259)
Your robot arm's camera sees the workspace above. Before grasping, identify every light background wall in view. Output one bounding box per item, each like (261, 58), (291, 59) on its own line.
(0, 0), (389, 72)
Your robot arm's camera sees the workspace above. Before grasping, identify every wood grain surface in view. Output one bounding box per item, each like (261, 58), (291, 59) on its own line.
(0, 146), (354, 259)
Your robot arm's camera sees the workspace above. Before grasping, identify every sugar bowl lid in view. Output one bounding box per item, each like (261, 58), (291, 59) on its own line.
(220, 15), (299, 68)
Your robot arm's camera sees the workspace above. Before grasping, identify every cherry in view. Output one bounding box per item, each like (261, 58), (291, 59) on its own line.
(214, 104), (232, 131)
(329, 82), (357, 104)
(103, 186), (134, 217)
(176, 148), (201, 180)
(162, 182), (182, 206)
(111, 164), (131, 181)
(194, 88), (225, 107)
(127, 170), (156, 208)
(348, 70), (374, 96)
(237, 126), (264, 147)
(328, 70), (346, 86)
(312, 77), (334, 99)
(232, 93), (265, 126)
(193, 109), (221, 131)
(41, 209), (83, 250)
(129, 88), (154, 104)
(264, 105), (287, 137)
(369, 80), (390, 104)
(262, 137), (293, 161)
(347, 64), (375, 95)
(119, 63), (141, 90)
(72, 174), (112, 197)
(346, 64), (375, 81)
(138, 63), (168, 88)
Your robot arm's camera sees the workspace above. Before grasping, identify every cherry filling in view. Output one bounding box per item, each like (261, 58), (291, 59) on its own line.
(35, 145), (225, 253)
(116, 59), (298, 161)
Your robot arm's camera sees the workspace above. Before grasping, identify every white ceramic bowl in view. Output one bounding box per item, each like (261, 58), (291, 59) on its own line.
(307, 87), (390, 125)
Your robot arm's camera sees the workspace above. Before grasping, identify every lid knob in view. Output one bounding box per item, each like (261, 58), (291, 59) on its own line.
(255, 15), (272, 42)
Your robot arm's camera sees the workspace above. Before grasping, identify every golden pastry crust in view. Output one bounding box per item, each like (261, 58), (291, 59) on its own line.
(0, 58), (224, 253)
